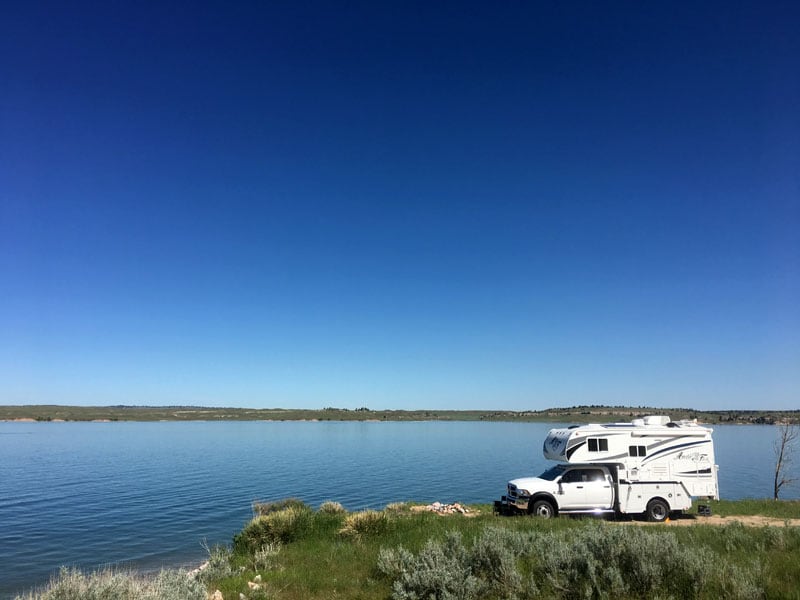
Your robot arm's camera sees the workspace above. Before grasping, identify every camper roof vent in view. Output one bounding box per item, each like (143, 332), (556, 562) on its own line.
(644, 415), (671, 426)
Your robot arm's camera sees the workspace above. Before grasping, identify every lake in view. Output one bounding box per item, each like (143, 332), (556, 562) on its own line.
(0, 420), (796, 598)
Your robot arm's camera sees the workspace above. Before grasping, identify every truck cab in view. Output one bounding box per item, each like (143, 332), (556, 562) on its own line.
(506, 464), (615, 517)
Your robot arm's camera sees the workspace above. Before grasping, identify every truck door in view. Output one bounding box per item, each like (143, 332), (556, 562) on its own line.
(559, 468), (613, 509)
(558, 468), (588, 509)
(583, 468), (613, 508)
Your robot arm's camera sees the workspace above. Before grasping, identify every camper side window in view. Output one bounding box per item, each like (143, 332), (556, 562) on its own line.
(628, 445), (647, 457)
(587, 438), (608, 452)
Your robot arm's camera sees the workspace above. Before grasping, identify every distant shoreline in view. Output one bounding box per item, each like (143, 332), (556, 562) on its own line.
(1, 404), (797, 425)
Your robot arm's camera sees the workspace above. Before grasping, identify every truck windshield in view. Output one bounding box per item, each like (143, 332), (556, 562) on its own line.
(539, 465), (566, 481)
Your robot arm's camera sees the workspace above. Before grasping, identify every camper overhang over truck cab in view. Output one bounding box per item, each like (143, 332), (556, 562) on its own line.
(498, 415), (719, 521)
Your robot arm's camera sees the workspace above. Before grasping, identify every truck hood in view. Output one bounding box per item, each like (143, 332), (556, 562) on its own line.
(508, 476), (551, 493)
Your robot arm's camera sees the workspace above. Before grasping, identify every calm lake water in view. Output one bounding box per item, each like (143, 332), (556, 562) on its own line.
(0, 421), (796, 598)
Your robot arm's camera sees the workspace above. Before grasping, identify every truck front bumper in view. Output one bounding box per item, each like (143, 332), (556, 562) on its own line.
(494, 495), (527, 515)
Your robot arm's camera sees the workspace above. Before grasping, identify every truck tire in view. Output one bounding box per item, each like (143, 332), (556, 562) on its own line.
(529, 499), (555, 518)
(646, 499), (669, 522)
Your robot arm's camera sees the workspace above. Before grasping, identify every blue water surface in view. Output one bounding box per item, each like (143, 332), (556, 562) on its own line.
(0, 421), (795, 598)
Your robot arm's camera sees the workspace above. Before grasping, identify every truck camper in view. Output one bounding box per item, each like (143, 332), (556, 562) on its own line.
(498, 416), (719, 521)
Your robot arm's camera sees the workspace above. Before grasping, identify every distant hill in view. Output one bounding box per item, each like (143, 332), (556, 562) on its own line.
(1, 404), (797, 424)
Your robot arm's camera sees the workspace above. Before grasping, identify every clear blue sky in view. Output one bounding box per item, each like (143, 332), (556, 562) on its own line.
(1, 1), (798, 410)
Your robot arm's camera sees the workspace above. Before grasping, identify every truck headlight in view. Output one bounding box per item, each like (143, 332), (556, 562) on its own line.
(518, 489), (530, 496)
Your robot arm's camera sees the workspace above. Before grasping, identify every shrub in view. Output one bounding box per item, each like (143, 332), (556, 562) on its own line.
(379, 529), (532, 600)
(381, 533), (482, 600)
(319, 501), (347, 515)
(711, 559), (764, 600)
(384, 502), (409, 513)
(15, 566), (207, 600)
(338, 510), (390, 539)
(254, 542), (282, 571)
(469, 527), (523, 596)
(252, 497), (309, 516)
(716, 521), (754, 553)
(377, 546), (415, 580)
(534, 524), (715, 598)
(144, 570), (208, 600)
(198, 541), (233, 584)
(235, 505), (313, 551)
(379, 523), (763, 600)
(757, 525), (786, 551)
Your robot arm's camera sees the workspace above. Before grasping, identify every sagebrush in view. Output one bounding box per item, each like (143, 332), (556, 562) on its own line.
(15, 566), (206, 600)
(378, 524), (763, 600)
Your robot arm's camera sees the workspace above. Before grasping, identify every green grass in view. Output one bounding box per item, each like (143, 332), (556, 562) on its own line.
(204, 501), (800, 600)
(696, 498), (800, 519)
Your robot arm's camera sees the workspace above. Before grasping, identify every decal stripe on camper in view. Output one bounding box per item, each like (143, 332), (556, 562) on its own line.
(641, 440), (710, 466)
(566, 441), (585, 460)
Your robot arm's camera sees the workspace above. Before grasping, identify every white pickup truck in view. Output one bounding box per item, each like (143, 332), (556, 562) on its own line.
(496, 416), (719, 521)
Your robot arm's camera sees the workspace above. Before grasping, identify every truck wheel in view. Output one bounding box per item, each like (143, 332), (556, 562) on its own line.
(530, 499), (555, 518)
(646, 499), (669, 522)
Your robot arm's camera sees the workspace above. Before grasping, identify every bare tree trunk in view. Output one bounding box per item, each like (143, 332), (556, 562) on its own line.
(774, 422), (798, 500)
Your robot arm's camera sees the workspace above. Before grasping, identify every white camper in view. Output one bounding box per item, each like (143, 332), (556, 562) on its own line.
(498, 416), (719, 521)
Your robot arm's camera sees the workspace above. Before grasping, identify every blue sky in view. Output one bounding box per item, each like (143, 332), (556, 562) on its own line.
(1, 1), (798, 410)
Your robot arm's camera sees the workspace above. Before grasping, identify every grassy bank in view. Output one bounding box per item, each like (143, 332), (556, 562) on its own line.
(3, 404), (799, 424)
(209, 500), (800, 600)
(701, 498), (800, 519)
(21, 499), (800, 600)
